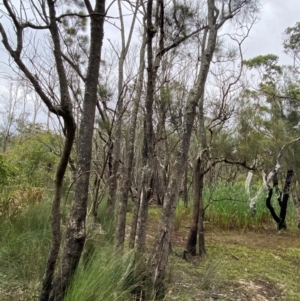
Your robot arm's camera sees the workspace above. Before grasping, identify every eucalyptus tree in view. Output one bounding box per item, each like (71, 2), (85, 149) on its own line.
(107, 0), (140, 217)
(185, 22), (256, 256)
(116, 25), (147, 249)
(147, 0), (260, 297)
(132, 0), (209, 253)
(284, 22), (300, 68)
(240, 51), (300, 225)
(0, 1), (106, 300)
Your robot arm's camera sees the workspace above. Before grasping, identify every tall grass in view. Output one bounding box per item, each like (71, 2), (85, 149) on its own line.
(174, 202), (191, 232)
(0, 201), (52, 300)
(204, 182), (297, 230)
(0, 194), (141, 301)
(173, 182), (298, 231)
(64, 248), (139, 301)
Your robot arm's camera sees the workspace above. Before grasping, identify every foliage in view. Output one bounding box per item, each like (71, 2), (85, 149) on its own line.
(284, 22), (300, 64)
(0, 185), (45, 218)
(5, 130), (60, 187)
(0, 154), (17, 186)
(0, 129), (63, 218)
(243, 54), (282, 73)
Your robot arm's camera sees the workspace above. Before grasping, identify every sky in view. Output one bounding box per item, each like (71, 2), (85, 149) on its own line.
(242, 0), (300, 64)
(0, 0), (300, 91)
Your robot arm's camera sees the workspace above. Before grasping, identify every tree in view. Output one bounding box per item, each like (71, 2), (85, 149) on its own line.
(129, 0), (206, 252)
(117, 22), (147, 250)
(147, 0), (259, 297)
(284, 22), (300, 68)
(262, 139), (299, 230)
(107, 0), (139, 217)
(0, 0), (106, 300)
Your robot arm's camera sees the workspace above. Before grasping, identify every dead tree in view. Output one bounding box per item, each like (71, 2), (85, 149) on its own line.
(265, 170), (293, 230)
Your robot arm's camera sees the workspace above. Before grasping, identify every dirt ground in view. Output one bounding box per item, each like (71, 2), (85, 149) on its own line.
(207, 228), (300, 250)
(132, 208), (300, 300)
(166, 226), (300, 301)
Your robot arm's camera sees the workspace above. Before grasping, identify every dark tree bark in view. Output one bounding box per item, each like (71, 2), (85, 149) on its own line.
(135, 0), (159, 253)
(186, 157), (206, 256)
(266, 170), (294, 230)
(147, 0), (255, 297)
(186, 158), (201, 256)
(198, 179), (206, 257)
(182, 162), (189, 207)
(0, 1), (77, 300)
(50, 1), (106, 300)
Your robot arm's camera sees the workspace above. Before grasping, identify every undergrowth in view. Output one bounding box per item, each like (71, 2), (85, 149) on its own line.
(0, 201), (52, 300)
(64, 248), (137, 301)
(1, 181), (299, 301)
(173, 182), (298, 231)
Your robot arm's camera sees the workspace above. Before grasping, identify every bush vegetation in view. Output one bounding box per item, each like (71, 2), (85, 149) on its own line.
(0, 131), (299, 300)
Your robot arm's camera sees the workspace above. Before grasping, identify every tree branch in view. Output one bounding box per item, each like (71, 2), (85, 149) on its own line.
(0, 23), (64, 116)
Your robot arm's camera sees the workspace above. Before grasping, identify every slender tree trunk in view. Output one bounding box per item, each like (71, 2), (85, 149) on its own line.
(186, 157), (206, 257)
(148, 2), (219, 295)
(40, 119), (75, 301)
(50, 1), (105, 300)
(134, 0), (158, 253)
(182, 162), (189, 207)
(198, 174), (205, 256)
(39, 1), (77, 300)
(186, 158), (201, 256)
(266, 170), (293, 230)
(107, 0), (139, 217)
(92, 175), (101, 221)
(186, 88), (207, 256)
(116, 24), (146, 250)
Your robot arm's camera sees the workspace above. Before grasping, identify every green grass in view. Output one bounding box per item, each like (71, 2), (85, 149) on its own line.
(203, 182), (297, 230)
(0, 195), (141, 301)
(64, 248), (137, 301)
(165, 238), (300, 300)
(0, 201), (52, 300)
(1, 181), (298, 301)
(174, 202), (191, 232)
(168, 182), (296, 233)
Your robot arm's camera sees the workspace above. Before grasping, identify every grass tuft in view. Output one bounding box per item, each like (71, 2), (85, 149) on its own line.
(64, 248), (137, 301)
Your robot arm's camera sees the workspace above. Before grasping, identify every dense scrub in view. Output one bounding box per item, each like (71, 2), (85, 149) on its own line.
(1, 180), (299, 300)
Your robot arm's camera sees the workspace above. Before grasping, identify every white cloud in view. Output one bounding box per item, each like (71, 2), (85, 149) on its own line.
(243, 0), (300, 64)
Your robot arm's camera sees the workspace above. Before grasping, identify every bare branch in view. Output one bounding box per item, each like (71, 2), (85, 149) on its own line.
(0, 23), (64, 116)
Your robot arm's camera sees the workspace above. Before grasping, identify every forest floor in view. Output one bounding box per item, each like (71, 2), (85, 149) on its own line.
(146, 208), (300, 301)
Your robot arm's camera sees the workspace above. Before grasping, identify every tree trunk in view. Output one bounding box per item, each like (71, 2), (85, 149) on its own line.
(50, 1), (105, 300)
(186, 157), (206, 257)
(107, 0), (138, 217)
(186, 84), (208, 256)
(148, 1), (220, 295)
(198, 175), (206, 257)
(266, 170), (293, 230)
(117, 24), (147, 250)
(182, 162), (189, 207)
(134, 0), (157, 253)
(186, 158), (201, 256)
